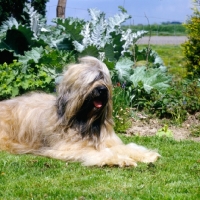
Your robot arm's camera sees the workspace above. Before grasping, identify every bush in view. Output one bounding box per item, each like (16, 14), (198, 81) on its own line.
(182, 0), (200, 78)
(128, 79), (200, 124)
(0, 61), (54, 100)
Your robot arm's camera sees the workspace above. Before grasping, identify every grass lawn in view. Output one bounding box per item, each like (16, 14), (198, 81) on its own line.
(1, 135), (199, 199)
(139, 44), (187, 78)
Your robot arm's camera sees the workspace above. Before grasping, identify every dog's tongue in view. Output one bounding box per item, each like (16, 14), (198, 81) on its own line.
(93, 100), (103, 108)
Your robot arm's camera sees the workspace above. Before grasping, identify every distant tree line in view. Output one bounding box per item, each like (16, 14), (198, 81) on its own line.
(123, 23), (186, 36)
(161, 21), (182, 25)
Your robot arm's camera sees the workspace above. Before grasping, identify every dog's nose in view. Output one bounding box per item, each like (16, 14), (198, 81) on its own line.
(97, 86), (107, 94)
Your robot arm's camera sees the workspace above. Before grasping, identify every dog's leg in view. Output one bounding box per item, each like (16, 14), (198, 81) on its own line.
(108, 143), (160, 165)
(80, 143), (160, 167)
(35, 142), (160, 167)
(34, 147), (137, 167)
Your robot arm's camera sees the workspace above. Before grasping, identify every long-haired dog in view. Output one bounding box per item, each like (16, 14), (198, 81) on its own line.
(0, 56), (160, 167)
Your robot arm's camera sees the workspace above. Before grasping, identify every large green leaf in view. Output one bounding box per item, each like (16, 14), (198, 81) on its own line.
(18, 46), (44, 64)
(0, 17), (19, 34)
(115, 57), (134, 82)
(53, 18), (84, 42)
(111, 32), (125, 60)
(130, 66), (171, 93)
(22, 2), (45, 36)
(88, 8), (104, 25)
(121, 29), (147, 54)
(104, 43), (115, 61)
(79, 45), (99, 58)
(59, 8), (139, 59)
(107, 11), (131, 33)
(0, 23), (34, 55)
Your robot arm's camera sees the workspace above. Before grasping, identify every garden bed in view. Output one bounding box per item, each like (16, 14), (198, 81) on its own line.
(126, 113), (200, 142)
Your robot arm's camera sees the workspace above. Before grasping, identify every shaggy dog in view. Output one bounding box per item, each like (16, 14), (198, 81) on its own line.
(0, 56), (160, 167)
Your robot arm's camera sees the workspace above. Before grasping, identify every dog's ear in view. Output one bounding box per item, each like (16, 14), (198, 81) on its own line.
(56, 94), (68, 118)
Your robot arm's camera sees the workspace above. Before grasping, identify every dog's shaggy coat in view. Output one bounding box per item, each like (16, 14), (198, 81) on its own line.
(0, 56), (160, 167)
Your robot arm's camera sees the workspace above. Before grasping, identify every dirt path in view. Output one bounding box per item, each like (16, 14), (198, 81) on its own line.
(137, 36), (188, 45)
(126, 113), (200, 142)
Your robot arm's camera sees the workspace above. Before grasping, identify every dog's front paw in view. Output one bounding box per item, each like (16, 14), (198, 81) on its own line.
(100, 157), (138, 167)
(140, 151), (161, 163)
(126, 143), (161, 163)
(115, 157), (138, 167)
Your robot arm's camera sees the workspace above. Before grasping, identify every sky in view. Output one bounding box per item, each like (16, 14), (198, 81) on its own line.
(46, 0), (193, 25)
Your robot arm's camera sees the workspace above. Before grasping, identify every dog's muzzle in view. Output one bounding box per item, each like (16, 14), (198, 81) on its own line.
(92, 86), (108, 109)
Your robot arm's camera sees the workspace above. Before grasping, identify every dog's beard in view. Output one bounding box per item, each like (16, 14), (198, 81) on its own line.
(61, 85), (109, 139)
(73, 85), (108, 138)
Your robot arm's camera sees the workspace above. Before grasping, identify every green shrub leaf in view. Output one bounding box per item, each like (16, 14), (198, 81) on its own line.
(115, 57), (134, 82)
(130, 66), (171, 93)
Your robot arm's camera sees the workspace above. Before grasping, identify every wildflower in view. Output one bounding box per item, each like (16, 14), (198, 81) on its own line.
(116, 82), (121, 87)
(122, 81), (126, 89)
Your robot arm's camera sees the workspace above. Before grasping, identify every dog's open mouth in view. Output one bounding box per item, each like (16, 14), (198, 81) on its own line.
(92, 86), (108, 109)
(93, 99), (103, 108)
(77, 86), (108, 116)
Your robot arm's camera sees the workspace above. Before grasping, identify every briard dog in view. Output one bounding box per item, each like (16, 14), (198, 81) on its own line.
(0, 56), (160, 167)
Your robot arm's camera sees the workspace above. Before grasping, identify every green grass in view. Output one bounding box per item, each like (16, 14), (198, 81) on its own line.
(123, 24), (186, 36)
(1, 135), (200, 199)
(139, 44), (187, 78)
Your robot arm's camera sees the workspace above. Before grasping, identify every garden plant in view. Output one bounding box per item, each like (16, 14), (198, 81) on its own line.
(0, 2), (200, 199)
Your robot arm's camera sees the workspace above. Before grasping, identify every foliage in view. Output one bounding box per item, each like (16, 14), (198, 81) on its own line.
(54, 7), (147, 61)
(0, 43), (75, 99)
(0, 4), (148, 64)
(1, 3), (199, 125)
(0, 3), (60, 62)
(129, 66), (171, 94)
(0, 3), (75, 99)
(112, 76), (200, 124)
(0, 3), (168, 104)
(18, 47), (75, 77)
(31, 0), (49, 16)
(108, 42), (198, 125)
(0, 136), (200, 199)
(112, 87), (132, 132)
(111, 50), (169, 88)
(156, 124), (173, 138)
(141, 45), (187, 79)
(113, 57), (134, 83)
(112, 49), (171, 128)
(190, 124), (200, 137)
(132, 79), (200, 124)
(182, 0), (200, 78)
(0, 61), (54, 100)
(0, 0), (48, 26)
(111, 54), (172, 121)
(0, 0), (28, 25)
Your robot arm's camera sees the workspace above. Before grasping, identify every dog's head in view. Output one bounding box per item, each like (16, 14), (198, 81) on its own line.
(56, 56), (113, 139)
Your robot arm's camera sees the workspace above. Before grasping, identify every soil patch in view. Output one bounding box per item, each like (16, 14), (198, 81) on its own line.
(126, 113), (200, 142)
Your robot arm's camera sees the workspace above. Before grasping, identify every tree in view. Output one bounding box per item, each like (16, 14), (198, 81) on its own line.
(0, 0), (28, 25)
(0, 0), (49, 25)
(31, 0), (49, 17)
(57, 0), (67, 18)
(182, 0), (200, 78)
